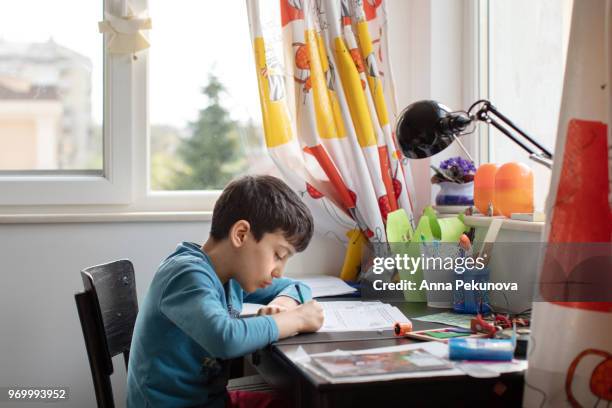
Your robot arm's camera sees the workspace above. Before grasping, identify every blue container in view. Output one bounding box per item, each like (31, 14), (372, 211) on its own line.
(448, 338), (514, 361)
(453, 267), (491, 314)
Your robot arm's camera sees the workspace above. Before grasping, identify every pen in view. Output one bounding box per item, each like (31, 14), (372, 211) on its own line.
(295, 283), (304, 304)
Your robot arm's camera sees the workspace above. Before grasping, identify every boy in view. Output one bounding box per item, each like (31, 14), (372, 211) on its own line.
(127, 175), (324, 407)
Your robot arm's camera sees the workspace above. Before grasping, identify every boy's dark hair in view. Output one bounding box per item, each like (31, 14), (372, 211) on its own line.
(210, 175), (314, 252)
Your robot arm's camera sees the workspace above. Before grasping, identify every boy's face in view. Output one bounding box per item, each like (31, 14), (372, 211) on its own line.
(232, 229), (295, 293)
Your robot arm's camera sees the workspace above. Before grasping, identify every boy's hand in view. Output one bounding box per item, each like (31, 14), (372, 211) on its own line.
(257, 305), (288, 315)
(271, 300), (324, 338)
(295, 300), (324, 332)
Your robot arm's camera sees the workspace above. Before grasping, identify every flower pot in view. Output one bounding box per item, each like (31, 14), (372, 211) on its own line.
(435, 181), (474, 206)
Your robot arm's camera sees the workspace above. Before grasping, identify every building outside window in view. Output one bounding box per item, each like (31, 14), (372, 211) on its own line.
(0, 2), (102, 172)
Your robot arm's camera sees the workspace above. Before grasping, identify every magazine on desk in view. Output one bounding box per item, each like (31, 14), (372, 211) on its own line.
(311, 348), (452, 377)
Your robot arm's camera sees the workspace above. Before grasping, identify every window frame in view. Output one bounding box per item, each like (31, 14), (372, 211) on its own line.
(467, 0), (491, 166)
(129, 1), (221, 213)
(476, 0), (491, 164)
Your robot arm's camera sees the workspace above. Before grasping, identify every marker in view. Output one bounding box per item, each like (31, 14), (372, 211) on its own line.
(393, 321), (413, 336)
(458, 233), (472, 258)
(295, 284), (304, 304)
(459, 234), (472, 252)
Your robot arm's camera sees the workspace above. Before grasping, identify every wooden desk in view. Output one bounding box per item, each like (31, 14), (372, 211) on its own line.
(250, 302), (525, 408)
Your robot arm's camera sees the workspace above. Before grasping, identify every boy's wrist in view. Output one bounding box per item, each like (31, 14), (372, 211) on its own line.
(293, 309), (306, 332)
(269, 295), (299, 309)
(271, 308), (303, 337)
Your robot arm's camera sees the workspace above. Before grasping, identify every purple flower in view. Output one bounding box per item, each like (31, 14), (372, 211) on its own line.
(432, 156), (476, 184)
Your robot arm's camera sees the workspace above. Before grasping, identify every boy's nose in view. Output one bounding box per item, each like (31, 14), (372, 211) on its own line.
(272, 269), (282, 278)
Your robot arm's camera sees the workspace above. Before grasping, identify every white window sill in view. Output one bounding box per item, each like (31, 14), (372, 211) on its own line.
(0, 211), (212, 224)
(1, 211), (543, 234)
(463, 215), (544, 234)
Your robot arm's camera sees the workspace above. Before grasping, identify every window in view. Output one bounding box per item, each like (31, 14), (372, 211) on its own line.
(1, 1), (426, 213)
(0, 0), (275, 212)
(0, 0), (133, 206)
(147, 0), (274, 193)
(0, 2), (102, 172)
(481, 0), (573, 210)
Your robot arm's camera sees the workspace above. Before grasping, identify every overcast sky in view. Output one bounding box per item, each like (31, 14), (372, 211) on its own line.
(0, 0), (262, 128)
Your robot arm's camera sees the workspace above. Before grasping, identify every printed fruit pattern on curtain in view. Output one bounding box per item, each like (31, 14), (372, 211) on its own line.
(247, 0), (416, 246)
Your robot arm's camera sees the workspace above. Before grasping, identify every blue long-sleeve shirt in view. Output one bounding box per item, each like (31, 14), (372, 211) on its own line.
(127, 242), (312, 408)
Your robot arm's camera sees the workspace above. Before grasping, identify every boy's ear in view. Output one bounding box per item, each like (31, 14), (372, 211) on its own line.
(229, 220), (251, 247)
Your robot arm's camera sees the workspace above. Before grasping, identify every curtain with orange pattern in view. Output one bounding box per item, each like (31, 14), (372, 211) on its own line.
(247, 0), (416, 246)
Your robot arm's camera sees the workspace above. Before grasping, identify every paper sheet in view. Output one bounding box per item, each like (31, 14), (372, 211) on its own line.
(242, 300), (410, 332)
(413, 312), (475, 329)
(297, 276), (358, 298)
(318, 300), (381, 309)
(319, 301), (410, 332)
(240, 300), (377, 318)
(240, 276), (358, 316)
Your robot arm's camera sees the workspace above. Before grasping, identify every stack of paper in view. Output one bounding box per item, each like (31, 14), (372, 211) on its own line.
(319, 301), (410, 332)
(239, 276), (356, 317)
(296, 276), (357, 298)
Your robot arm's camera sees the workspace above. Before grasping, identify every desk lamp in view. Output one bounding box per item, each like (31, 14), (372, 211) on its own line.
(395, 99), (553, 168)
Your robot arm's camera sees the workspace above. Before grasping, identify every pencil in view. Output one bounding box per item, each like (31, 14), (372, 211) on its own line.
(295, 283), (305, 304)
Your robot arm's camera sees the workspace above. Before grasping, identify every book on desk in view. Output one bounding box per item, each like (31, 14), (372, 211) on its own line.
(311, 348), (452, 377)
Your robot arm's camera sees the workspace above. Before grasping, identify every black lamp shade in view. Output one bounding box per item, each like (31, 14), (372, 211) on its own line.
(395, 100), (455, 159)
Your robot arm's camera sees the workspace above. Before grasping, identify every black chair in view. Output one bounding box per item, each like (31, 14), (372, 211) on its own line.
(75, 259), (270, 407)
(75, 260), (138, 408)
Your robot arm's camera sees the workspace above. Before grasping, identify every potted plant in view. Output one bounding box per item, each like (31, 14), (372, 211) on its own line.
(431, 156), (476, 206)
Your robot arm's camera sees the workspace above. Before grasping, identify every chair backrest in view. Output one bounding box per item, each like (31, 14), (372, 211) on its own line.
(75, 259), (138, 408)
